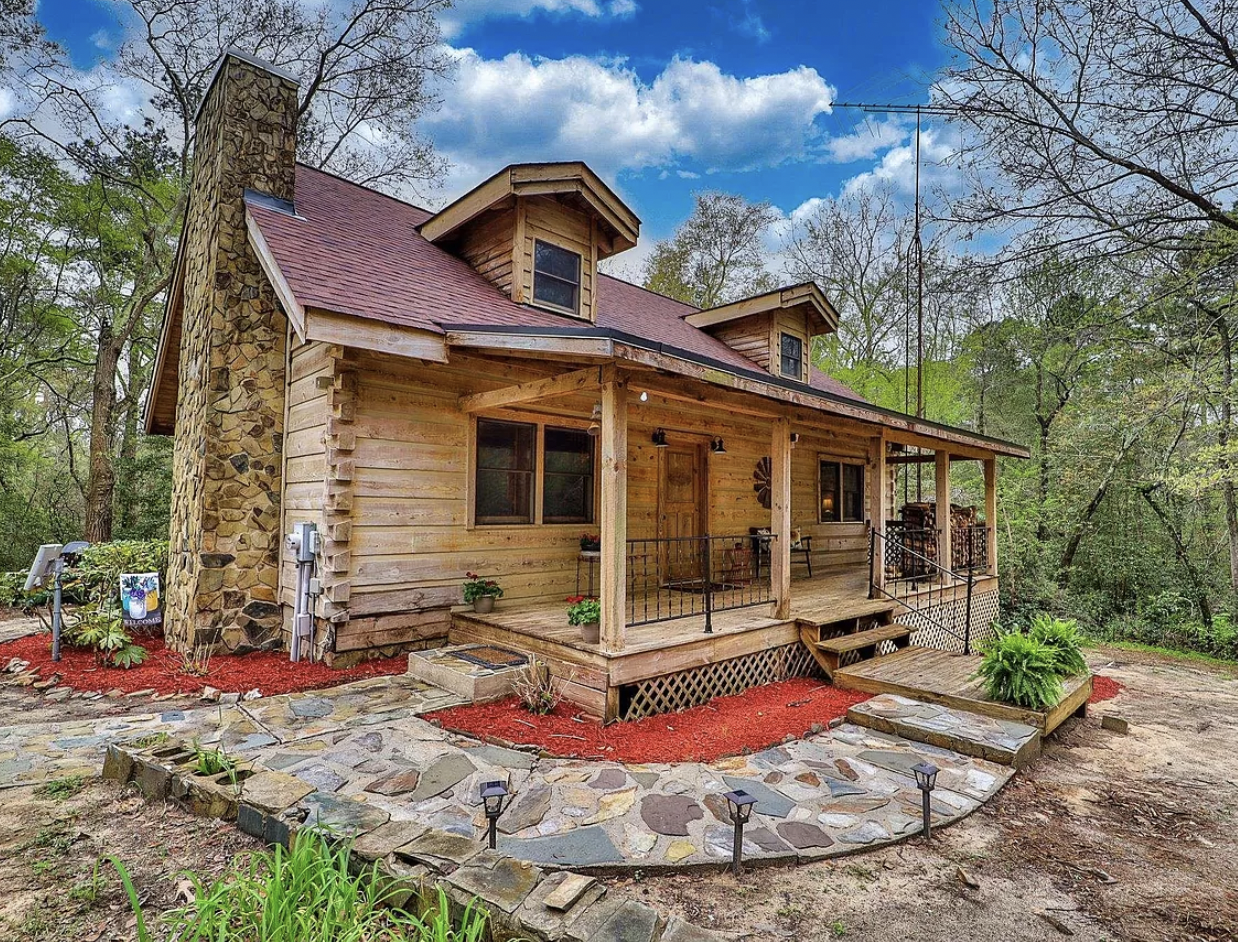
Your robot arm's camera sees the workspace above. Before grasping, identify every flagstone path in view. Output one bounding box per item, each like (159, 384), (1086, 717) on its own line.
(1, 673), (1015, 869)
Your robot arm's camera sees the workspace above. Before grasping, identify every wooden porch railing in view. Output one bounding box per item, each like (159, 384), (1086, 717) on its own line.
(626, 534), (774, 633)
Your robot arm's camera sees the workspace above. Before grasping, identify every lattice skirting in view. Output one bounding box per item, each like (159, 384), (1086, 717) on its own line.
(897, 588), (1001, 654)
(618, 643), (821, 721)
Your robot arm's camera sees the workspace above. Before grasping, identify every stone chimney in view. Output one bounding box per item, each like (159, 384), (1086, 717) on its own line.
(164, 51), (299, 653)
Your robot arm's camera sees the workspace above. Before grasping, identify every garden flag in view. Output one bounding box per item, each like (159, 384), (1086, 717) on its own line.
(119, 572), (162, 628)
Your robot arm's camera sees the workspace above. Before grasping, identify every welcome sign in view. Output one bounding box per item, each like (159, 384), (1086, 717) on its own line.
(119, 572), (163, 629)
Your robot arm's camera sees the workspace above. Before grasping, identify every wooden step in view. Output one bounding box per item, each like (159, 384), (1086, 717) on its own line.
(815, 623), (912, 654)
(804, 623), (913, 681)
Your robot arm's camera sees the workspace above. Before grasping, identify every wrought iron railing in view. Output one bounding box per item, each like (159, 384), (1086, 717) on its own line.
(868, 527), (976, 655)
(626, 534), (774, 633)
(951, 524), (990, 573)
(883, 520), (938, 581)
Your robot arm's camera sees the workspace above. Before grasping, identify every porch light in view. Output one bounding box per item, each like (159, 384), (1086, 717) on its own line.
(652, 428), (669, 448)
(711, 437), (727, 454)
(480, 780), (510, 849)
(639, 390), (649, 402)
(790, 432), (799, 446)
(722, 788), (758, 874)
(587, 403), (602, 437)
(912, 762), (938, 840)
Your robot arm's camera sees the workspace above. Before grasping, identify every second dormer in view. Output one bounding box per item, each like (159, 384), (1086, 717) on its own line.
(419, 162), (640, 323)
(684, 283), (839, 383)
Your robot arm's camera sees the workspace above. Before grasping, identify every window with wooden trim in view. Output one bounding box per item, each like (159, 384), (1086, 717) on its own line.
(819, 458), (864, 523)
(473, 419), (596, 526)
(543, 426), (594, 523)
(779, 332), (805, 380)
(532, 239), (581, 314)
(476, 419), (536, 525)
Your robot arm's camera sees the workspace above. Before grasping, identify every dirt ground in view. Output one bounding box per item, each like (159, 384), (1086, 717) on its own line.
(0, 779), (260, 941)
(615, 646), (1238, 941)
(0, 644), (1234, 941)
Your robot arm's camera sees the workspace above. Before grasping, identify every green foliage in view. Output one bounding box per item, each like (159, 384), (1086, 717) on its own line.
(124, 830), (492, 941)
(1027, 615), (1088, 676)
(191, 741), (236, 777)
(975, 630), (1064, 710)
(566, 597), (601, 626)
(33, 775), (86, 801)
(0, 571), (28, 608)
(462, 572), (503, 603)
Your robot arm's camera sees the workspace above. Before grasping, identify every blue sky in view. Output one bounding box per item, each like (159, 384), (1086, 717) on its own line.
(36, 0), (953, 263)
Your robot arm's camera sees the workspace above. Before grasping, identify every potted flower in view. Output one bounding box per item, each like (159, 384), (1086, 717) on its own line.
(463, 572), (503, 613)
(579, 533), (601, 553)
(566, 595), (601, 644)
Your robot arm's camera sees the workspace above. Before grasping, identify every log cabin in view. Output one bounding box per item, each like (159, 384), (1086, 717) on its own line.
(146, 51), (1030, 721)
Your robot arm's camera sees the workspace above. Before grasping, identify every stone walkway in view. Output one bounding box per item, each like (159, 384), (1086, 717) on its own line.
(1, 673), (1014, 869)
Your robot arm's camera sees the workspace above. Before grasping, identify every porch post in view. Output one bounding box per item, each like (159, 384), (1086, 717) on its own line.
(870, 434), (888, 594)
(770, 418), (792, 619)
(983, 457), (998, 576)
(600, 378), (628, 653)
(935, 450), (952, 575)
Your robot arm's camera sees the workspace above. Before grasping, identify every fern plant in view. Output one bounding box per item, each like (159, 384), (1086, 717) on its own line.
(975, 631), (1063, 710)
(1028, 615), (1088, 676)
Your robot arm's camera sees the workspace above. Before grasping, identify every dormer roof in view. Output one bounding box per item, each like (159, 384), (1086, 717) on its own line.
(685, 282), (838, 335)
(420, 161), (640, 259)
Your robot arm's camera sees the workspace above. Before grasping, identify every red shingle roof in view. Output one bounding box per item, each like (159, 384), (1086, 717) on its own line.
(246, 164), (865, 403)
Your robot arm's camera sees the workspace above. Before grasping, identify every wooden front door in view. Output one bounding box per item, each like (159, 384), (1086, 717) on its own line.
(658, 444), (705, 584)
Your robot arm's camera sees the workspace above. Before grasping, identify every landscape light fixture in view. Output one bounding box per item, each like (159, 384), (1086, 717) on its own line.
(912, 762), (939, 839)
(652, 428), (669, 448)
(711, 437), (727, 454)
(480, 781), (510, 849)
(722, 788), (758, 874)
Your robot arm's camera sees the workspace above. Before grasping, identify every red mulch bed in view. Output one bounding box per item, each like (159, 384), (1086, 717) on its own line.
(0, 633), (408, 697)
(426, 678), (872, 764)
(1089, 674), (1124, 704)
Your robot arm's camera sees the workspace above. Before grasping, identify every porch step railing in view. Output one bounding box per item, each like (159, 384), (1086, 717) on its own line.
(627, 534), (774, 633)
(868, 527), (976, 655)
(951, 523), (990, 574)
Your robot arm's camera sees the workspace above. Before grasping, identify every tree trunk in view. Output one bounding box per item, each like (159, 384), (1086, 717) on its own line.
(83, 320), (119, 543)
(1216, 315), (1238, 598)
(1140, 484), (1214, 628)
(1058, 436), (1135, 580)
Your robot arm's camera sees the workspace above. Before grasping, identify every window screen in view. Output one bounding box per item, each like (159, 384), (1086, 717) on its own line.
(543, 426), (594, 523)
(533, 240), (581, 314)
(476, 420), (536, 524)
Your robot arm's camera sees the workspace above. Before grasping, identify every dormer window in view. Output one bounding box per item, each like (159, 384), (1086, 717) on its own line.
(533, 239), (581, 315)
(779, 332), (805, 381)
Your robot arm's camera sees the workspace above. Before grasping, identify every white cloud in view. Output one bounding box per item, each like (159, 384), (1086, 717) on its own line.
(90, 29), (115, 51)
(0, 88), (14, 121)
(841, 124), (957, 197)
(732, 1), (770, 43)
(428, 48), (835, 199)
(826, 116), (908, 163)
(440, 0), (637, 38)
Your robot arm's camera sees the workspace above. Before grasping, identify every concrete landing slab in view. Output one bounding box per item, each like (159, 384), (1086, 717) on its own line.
(407, 644), (532, 703)
(847, 693), (1041, 768)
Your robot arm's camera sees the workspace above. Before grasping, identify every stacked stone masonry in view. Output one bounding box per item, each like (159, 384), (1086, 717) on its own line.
(165, 55), (298, 654)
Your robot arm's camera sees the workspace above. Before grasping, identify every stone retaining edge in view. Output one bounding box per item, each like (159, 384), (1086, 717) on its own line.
(101, 740), (730, 942)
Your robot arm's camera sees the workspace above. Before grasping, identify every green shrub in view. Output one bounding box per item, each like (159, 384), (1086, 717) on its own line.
(1028, 615), (1088, 676)
(113, 830), (490, 942)
(975, 630), (1063, 710)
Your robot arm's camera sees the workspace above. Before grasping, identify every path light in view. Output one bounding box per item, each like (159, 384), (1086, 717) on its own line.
(480, 781), (509, 850)
(912, 762), (939, 840)
(723, 788), (758, 874)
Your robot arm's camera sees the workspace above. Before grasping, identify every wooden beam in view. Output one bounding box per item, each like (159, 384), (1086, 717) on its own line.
(984, 458), (998, 576)
(600, 378), (628, 655)
(936, 450), (952, 575)
(870, 433), (889, 594)
(305, 310), (449, 363)
(458, 366), (601, 414)
(770, 417), (792, 619)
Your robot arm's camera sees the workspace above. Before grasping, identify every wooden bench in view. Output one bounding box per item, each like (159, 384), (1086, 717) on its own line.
(812, 623), (913, 680)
